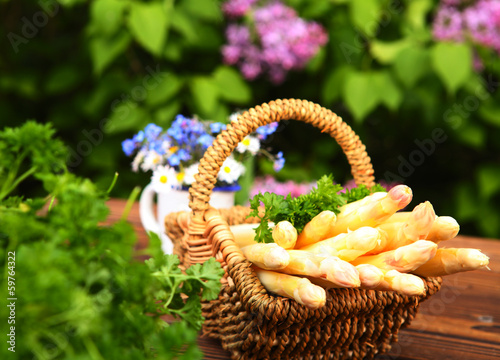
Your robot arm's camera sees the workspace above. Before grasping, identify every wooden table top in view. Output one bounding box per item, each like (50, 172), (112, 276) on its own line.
(107, 198), (500, 360)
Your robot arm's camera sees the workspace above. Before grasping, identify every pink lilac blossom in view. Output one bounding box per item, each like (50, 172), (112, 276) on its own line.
(432, 6), (464, 42)
(222, 0), (328, 84)
(464, 2), (496, 48)
(441, 0), (463, 5)
(249, 177), (398, 205)
(433, 0), (500, 56)
(222, 0), (258, 18)
(249, 176), (315, 200)
(342, 179), (398, 192)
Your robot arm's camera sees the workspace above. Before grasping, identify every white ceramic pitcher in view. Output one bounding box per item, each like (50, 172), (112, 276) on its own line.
(139, 184), (236, 254)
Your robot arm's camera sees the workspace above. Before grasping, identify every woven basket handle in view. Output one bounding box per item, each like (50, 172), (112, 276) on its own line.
(189, 99), (375, 217)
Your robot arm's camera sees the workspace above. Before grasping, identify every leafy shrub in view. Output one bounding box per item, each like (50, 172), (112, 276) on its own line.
(1, 0), (499, 238)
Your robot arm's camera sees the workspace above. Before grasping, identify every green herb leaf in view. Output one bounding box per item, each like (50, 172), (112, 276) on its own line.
(248, 174), (388, 243)
(343, 183), (386, 203)
(249, 192), (289, 243)
(0, 121), (224, 358)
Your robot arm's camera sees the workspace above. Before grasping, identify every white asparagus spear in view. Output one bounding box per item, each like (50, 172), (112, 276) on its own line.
(272, 221), (298, 249)
(412, 248), (490, 277)
(240, 243), (290, 270)
(230, 222), (275, 248)
(254, 267), (326, 309)
(426, 216), (460, 243)
(324, 185), (413, 238)
(299, 226), (381, 261)
(373, 270), (426, 296)
(350, 240), (438, 272)
(307, 264), (383, 289)
(295, 210), (337, 248)
(279, 250), (360, 288)
(373, 201), (436, 252)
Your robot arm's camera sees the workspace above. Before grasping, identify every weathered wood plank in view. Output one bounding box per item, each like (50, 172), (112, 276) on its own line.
(106, 199), (500, 360)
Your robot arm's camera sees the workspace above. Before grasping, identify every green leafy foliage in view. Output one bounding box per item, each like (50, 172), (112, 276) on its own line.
(477, 165), (500, 200)
(190, 76), (220, 116)
(89, 31), (132, 76)
(147, 255), (224, 330)
(431, 43), (472, 94)
(343, 72), (380, 122)
(372, 71), (403, 111)
(127, 1), (171, 56)
(249, 192), (290, 243)
(0, 121), (67, 201)
(343, 71), (403, 121)
(349, 0), (381, 37)
(322, 65), (354, 105)
(213, 66), (252, 104)
(1, 0), (500, 239)
(0, 122), (224, 359)
(342, 183), (386, 203)
(370, 40), (412, 65)
(89, 0), (128, 37)
(249, 174), (385, 243)
(394, 47), (430, 88)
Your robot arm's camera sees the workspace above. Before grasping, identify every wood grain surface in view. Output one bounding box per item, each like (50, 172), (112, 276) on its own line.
(107, 198), (500, 360)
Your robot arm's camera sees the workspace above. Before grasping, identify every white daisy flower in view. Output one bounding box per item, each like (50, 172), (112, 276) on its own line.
(131, 149), (147, 172)
(229, 112), (240, 123)
(236, 135), (260, 155)
(152, 165), (179, 193)
(141, 150), (163, 172)
(161, 139), (172, 153)
(217, 156), (245, 184)
(183, 163), (199, 185)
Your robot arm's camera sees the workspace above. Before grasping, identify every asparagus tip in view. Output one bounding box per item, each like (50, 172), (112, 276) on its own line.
(388, 185), (413, 208)
(264, 246), (290, 269)
(297, 282), (326, 309)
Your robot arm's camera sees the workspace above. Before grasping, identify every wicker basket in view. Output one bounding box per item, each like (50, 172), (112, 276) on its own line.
(164, 99), (442, 360)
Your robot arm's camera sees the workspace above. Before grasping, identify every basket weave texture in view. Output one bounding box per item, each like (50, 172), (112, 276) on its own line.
(164, 99), (442, 360)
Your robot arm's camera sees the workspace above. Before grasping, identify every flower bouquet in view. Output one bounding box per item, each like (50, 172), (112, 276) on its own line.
(122, 114), (285, 193)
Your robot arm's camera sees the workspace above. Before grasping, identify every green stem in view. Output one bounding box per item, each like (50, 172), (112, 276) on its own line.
(258, 148), (275, 162)
(0, 152), (27, 198)
(163, 279), (180, 310)
(83, 336), (105, 360)
(0, 166), (37, 201)
(48, 195), (56, 212)
(120, 186), (141, 222)
(106, 172), (119, 196)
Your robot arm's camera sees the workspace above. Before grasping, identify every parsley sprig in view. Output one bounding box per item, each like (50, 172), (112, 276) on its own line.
(249, 174), (386, 243)
(0, 121), (224, 359)
(0, 121), (67, 202)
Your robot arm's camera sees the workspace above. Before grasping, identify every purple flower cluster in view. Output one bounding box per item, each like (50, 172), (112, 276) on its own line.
(222, 0), (328, 84)
(222, 0), (258, 18)
(433, 0), (500, 55)
(249, 175), (315, 200)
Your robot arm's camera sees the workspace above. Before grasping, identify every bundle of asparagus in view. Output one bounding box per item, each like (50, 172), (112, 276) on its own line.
(231, 183), (490, 309)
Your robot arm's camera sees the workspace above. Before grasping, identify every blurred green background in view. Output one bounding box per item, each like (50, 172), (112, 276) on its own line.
(1, 0), (499, 238)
